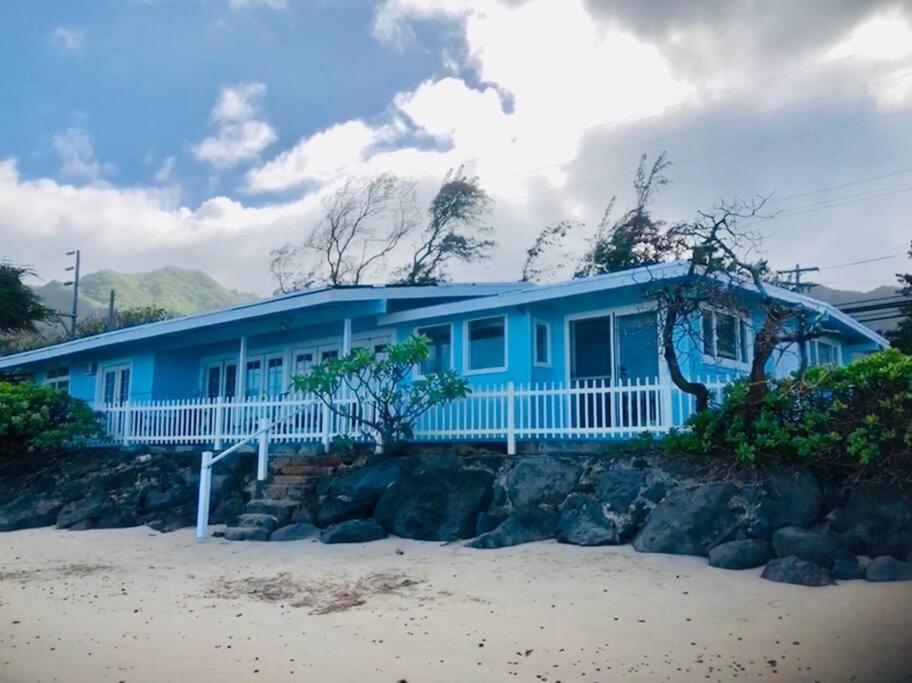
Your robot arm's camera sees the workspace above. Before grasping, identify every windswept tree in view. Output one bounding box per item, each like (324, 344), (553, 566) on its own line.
(888, 241), (912, 354)
(521, 220), (580, 282)
(396, 168), (495, 285)
(270, 174), (420, 292)
(0, 262), (56, 336)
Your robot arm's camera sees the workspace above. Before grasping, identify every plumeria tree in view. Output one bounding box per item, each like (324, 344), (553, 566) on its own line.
(291, 335), (469, 454)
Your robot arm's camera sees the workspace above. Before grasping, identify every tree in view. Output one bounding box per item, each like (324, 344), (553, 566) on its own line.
(575, 153), (682, 277)
(77, 306), (171, 338)
(270, 174), (420, 292)
(292, 335), (469, 454)
(0, 262), (56, 336)
(396, 168), (495, 285)
(521, 220), (580, 282)
(0, 381), (102, 452)
(888, 241), (912, 354)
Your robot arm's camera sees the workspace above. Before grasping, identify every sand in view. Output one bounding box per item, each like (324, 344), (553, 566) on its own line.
(1, 527), (911, 682)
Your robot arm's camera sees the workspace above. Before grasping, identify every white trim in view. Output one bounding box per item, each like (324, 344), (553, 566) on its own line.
(463, 314), (509, 376)
(533, 319), (552, 368)
(95, 360), (133, 405)
(413, 322), (455, 379)
(700, 307), (752, 371)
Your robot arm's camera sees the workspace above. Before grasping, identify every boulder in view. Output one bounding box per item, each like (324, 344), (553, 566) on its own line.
(143, 485), (190, 514)
(0, 493), (66, 531)
(762, 556), (835, 586)
(832, 558), (866, 581)
(270, 522), (320, 542)
(745, 469), (823, 539)
(147, 504), (194, 533)
(468, 508), (558, 549)
(865, 556), (912, 582)
(320, 518), (388, 544)
(556, 494), (630, 546)
(316, 458), (413, 527)
(771, 527), (857, 570)
(708, 539), (774, 570)
(831, 483), (912, 559)
(237, 513), (278, 533)
(375, 464), (493, 541)
(594, 469), (646, 511)
(245, 499), (299, 527)
(633, 483), (744, 556)
(505, 457), (582, 509)
(56, 493), (112, 529)
(475, 510), (507, 536)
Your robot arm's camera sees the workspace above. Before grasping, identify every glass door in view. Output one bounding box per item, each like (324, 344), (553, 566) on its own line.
(569, 315), (612, 429)
(101, 364), (131, 405)
(205, 360), (238, 399)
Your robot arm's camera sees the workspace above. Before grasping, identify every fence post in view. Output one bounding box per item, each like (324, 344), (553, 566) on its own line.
(257, 417), (270, 481)
(660, 374), (674, 432)
(506, 381), (516, 455)
(122, 401), (133, 446)
(214, 396), (224, 450)
(196, 450), (213, 540)
(321, 402), (332, 452)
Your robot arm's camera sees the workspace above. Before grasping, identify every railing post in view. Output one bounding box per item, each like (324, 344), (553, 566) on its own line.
(506, 381), (516, 455)
(321, 402), (332, 452)
(257, 417), (269, 481)
(196, 450), (213, 540)
(122, 401), (132, 446)
(661, 374), (674, 431)
(214, 396), (224, 450)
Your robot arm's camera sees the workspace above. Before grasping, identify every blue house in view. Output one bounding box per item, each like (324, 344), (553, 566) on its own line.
(0, 262), (887, 453)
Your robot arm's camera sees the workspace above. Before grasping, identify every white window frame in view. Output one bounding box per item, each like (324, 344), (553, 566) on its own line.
(413, 323), (455, 378)
(95, 360), (133, 405)
(45, 366), (70, 393)
(701, 307), (752, 370)
(809, 336), (842, 367)
(463, 315), (509, 376)
(533, 319), (552, 368)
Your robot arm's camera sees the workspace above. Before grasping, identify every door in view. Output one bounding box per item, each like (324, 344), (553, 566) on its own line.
(205, 360), (238, 398)
(615, 311), (660, 427)
(569, 315), (612, 429)
(100, 364), (131, 440)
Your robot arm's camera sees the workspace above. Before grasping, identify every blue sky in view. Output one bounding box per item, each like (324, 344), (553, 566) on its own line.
(2, 0), (912, 295)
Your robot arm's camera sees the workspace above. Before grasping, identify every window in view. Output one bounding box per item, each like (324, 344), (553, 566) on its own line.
(534, 321), (551, 366)
(266, 357), (284, 396)
(417, 324), (452, 375)
(245, 360), (262, 398)
(467, 316), (506, 372)
(45, 367), (69, 393)
(702, 310), (749, 364)
(812, 339), (838, 367)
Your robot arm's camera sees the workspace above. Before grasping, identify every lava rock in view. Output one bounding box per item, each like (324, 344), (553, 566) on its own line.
(375, 463), (493, 541)
(143, 485), (190, 514)
(831, 483), (912, 559)
(468, 508), (558, 549)
(316, 458), (413, 527)
(504, 457), (582, 508)
(865, 556), (912, 582)
(633, 483), (744, 556)
(270, 522), (320, 542)
(147, 504), (194, 533)
(320, 518), (388, 544)
(223, 526), (270, 541)
(0, 493), (66, 532)
(746, 469), (823, 539)
(475, 510), (507, 536)
(762, 556), (835, 586)
(708, 539), (774, 570)
(594, 469), (646, 511)
(237, 513), (278, 533)
(771, 526), (857, 570)
(56, 493), (112, 529)
(556, 494), (630, 546)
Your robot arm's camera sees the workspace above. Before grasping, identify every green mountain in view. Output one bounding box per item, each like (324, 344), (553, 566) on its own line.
(32, 266), (258, 321)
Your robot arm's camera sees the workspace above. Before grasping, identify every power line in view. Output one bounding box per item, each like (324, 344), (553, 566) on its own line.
(818, 253), (906, 270)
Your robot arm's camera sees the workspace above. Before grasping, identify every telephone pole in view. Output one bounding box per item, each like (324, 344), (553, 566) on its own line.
(776, 263), (819, 293)
(63, 250), (81, 339)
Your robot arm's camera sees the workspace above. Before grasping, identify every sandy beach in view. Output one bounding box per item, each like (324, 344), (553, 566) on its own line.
(0, 527), (910, 683)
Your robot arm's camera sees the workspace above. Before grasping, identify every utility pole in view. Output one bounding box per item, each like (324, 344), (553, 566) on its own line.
(107, 289), (116, 332)
(776, 263), (819, 293)
(63, 250), (81, 339)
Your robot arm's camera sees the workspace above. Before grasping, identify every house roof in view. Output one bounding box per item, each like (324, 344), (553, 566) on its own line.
(0, 282), (526, 370)
(378, 261), (890, 347)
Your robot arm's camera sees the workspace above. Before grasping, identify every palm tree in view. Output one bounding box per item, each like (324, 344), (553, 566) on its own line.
(0, 262), (56, 335)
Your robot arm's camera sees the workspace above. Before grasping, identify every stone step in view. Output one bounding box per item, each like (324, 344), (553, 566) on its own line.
(271, 463), (338, 477)
(260, 484), (312, 500)
(269, 474), (314, 485)
(269, 453), (343, 469)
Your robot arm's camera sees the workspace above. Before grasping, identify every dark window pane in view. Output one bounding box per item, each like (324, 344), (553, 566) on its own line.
(571, 316), (612, 380)
(418, 324), (451, 374)
(535, 323), (549, 365)
(702, 312), (714, 355)
(716, 313), (737, 360)
(468, 317), (506, 370)
(739, 319), (750, 363)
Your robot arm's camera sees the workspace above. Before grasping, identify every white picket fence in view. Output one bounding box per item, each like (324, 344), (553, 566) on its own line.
(97, 376), (729, 453)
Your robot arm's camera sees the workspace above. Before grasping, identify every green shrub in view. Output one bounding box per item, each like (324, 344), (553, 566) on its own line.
(0, 381), (103, 453)
(665, 349), (912, 482)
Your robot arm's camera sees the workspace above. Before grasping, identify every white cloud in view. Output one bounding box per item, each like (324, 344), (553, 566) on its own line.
(154, 156), (176, 183)
(228, 0), (287, 10)
(53, 127), (101, 181)
(50, 27), (86, 58)
(192, 82), (277, 169)
(826, 10), (912, 62)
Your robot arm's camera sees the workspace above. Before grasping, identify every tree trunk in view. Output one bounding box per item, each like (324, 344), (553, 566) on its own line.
(661, 306), (711, 412)
(744, 311), (779, 423)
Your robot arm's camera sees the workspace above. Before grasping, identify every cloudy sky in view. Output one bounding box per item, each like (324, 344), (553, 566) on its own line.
(2, 0), (912, 295)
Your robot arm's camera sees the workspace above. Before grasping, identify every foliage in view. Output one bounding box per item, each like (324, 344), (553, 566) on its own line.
(292, 335), (470, 453)
(0, 262), (56, 335)
(888, 240), (912, 354)
(77, 305), (171, 337)
(665, 350), (912, 482)
(396, 168), (495, 285)
(521, 219), (580, 282)
(270, 174), (419, 292)
(0, 381), (103, 453)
